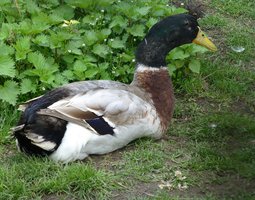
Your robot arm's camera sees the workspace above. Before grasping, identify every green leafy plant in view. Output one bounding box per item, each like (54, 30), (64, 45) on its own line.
(0, 0), (206, 105)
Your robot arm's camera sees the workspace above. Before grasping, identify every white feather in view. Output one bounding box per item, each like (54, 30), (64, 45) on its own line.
(50, 122), (93, 162)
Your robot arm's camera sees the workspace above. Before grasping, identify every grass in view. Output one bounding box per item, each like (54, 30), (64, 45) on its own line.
(0, 1), (255, 199)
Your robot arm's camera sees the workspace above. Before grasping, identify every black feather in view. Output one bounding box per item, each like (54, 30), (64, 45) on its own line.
(86, 117), (114, 135)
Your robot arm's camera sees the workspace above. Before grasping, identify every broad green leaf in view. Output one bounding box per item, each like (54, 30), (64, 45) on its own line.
(146, 17), (158, 28)
(85, 68), (99, 79)
(0, 80), (19, 105)
(14, 36), (31, 60)
(27, 52), (58, 84)
(66, 40), (84, 55)
(97, 29), (111, 41)
(0, 42), (14, 56)
(24, 0), (41, 14)
(73, 60), (87, 72)
(62, 70), (74, 80)
(83, 30), (98, 46)
(109, 16), (128, 28)
(127, 24), (145, 37)
(168, 48), (190, 60)
(0, 23), (11, 40)
(0, 55), (15, 77)
(33, 35), (50, 47)
(20, 79), (36, 94)
(135, 7), (151, 16)
(64, 0), (94, 9)
(189, 59), (201, 73)
(168, 64), (177, 76)
(53, 5), (74, 20)
(92, 44), (110, 58)
(27, 52), (47, 70)
(109, 38), (125, 49)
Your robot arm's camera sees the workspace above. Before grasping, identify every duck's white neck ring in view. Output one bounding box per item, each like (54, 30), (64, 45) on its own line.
(136, 63), (168, 72)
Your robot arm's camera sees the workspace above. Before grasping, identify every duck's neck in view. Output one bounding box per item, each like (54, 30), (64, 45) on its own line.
(132, 64), (174, 131)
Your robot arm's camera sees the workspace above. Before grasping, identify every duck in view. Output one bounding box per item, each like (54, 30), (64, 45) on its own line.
(12, 14), (217, 163)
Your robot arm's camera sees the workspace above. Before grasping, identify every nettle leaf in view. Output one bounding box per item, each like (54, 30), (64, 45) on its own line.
(85, 69), (99, 79)
(20, 78), (36, 94)
(127, 24), (145, 37)
(189, 59), (201, 73)
(109, 16), (128, 28)
(135, 6), (151, 16)
(168, 64), (177, 76)
(27, 52), (58, 83)
(53, 5), (74, 20)
(0, 42), (14, 56)
(0, 80), (20, 105)
(65, 0), (94, 9)
(146, 17), (158, 28)
(109, 38), (125, 49)
(83, 30), (98, 46)
(28, 52), (46, 70)
(187, 44), (208, 55)
(168, 48), (190, 60)
(24, 0), (41, 14)
(92, 44), (110, 58)
(0, 55), (15, 77)
(33, 35), (50, 47)
(14, 36), (31, 60)
(19, 20), (50, 35)
(97, 29), (111, 41)
(73, 60), (87, 72)
(62, 70), (74, 80)
(66, 40), (83, 55)
(0, 23), (11, 40)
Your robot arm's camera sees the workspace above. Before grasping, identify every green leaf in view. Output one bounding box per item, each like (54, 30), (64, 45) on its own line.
(0, 42), (14, 56)
(146, 17), (158, 28)
(73, 60), (87, 72)
(27, 52), (58, 84)
(189, 59), (201, 73)
(20, 79), (36, 94)
(0, 80), (20, 105)
(0, 55), (15, 77)
(135, 7), (151, 16)
(28, 52), (47, 70)
(62, 70), (74, 80)
(14, 37), (31, 60)
(127, 24), (145, 37)
(109, 16), (128, 28)
(168, 64), (177, 76)
(83, 30), (98, 46)
(97, 29), (111, 41)
(85, 68), (99, 79)
(53, 5), (74, 20)
(33, 35), (50, 47)
(109, 38), (125, 49)
(0, 23), (11, 40)
(92, 44), (110, 58)
(24, 0), (41, 14)
(168, 48), (190, 60)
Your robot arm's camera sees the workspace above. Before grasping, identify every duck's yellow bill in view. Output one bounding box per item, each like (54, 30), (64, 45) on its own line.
(192, 27), (217, 52)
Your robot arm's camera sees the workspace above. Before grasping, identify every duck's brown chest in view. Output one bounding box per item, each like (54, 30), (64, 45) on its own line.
(132, 67), (175, 131)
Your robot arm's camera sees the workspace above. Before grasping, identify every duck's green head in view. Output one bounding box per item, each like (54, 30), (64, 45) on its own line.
(136, 14), (217, 67)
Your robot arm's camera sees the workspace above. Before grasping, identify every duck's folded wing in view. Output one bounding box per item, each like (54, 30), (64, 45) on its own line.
(37, 88), (154, 136)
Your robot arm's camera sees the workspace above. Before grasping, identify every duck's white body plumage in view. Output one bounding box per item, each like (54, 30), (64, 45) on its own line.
(46, 84), (162, 162)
